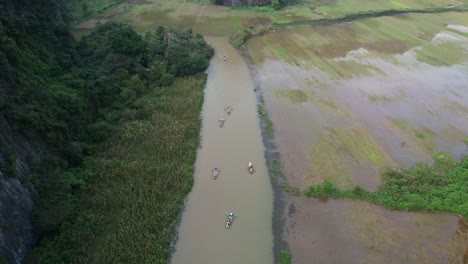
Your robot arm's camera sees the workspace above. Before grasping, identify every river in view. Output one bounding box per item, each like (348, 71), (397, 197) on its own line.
(170, 37), (274, 264)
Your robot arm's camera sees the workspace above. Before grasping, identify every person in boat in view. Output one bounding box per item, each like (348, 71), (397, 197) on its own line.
(226, 105), (231, 113)
(248, 162), (254, 173)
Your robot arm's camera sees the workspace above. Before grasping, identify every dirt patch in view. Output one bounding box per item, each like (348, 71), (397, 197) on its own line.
(241, 16), (272, 27)
(363, 39), (410, 54)
(448, 218), (468, 263)
(283, 197), (466, 264)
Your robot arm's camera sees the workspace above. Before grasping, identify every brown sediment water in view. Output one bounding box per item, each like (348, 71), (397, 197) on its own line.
(170, 37), (274, 264)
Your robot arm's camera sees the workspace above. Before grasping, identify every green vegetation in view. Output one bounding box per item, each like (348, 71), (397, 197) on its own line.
(279, 249), (291, 264)
(416, 41), (467, 66)
(32, 75), (207, 263)
(1, 1), (213, 262)
(305, 153), (468, 217)
(464, 136), (468, 145)
(230, 29), (252, 47)
(391, 119), (435, 152)
(230, 24), (275, 48)
(269, 159), (283, 179)
(257, 100), (275, 136)
(211, 0), (290, 11)
(281, 183), (301, 195)
(229, 6), (277, 12)
(64, 0), (125, 21)
(187, 0), (210, 4)
(264, 109), (275, 136)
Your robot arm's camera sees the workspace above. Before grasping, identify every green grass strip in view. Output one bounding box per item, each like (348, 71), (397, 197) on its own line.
(304, 153), (468, 217)
(279, 249), (291, 264)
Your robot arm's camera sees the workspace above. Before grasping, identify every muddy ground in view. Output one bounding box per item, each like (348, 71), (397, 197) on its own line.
(246, 11), (468, 263)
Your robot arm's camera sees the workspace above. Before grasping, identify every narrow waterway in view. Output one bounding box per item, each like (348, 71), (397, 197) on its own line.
(171, 37), (274, 264)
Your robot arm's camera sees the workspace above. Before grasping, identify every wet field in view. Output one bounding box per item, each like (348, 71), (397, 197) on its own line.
(246, 11), (468, 263)
(72, 2), (468, 263)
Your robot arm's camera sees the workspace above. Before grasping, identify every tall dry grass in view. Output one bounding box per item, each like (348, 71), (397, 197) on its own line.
(65, 75), (206, 263)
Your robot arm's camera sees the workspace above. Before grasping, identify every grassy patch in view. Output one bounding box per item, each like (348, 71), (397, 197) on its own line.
(281, 183), (301, 196)
(390, 1), (410, 9)
(276, 89), (309, 103)
(308, 126), (388, 188)
(305, 153), (468, 217)
(275, 89), (338, 109)
(336, 128), (386, 166)
(269, 159), (283, 179)
(230, 24), (275, 47)
(264, 111), (275, 136)
(309, 132), (353, 189)
(186, 0), (210, 4)
(416, 41), (467, 66)
(464, 136), (468, 145)
(258, 101), (275, 136)
(33, 75), (207, 263)
(229, 6), (276, 13)
(194, 15), (245, 35)
(65, 0), (125, 20)
(327, 60), (375, 79)
(248, 10), (467, 81)
(391, 119), (435, 152)
(366, 90), (405, 104)
(230, 29), (252, 47)
(279, 249), (292, 264)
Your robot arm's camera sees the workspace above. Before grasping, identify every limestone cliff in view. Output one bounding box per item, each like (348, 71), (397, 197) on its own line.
(0, 115), (45, 264)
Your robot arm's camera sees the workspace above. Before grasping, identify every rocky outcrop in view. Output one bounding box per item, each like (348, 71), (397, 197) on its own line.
(0, 115), (44, 264)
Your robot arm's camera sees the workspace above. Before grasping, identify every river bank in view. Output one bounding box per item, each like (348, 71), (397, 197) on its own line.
(170, 37), (274, 264)
(243, 48), (290, 263)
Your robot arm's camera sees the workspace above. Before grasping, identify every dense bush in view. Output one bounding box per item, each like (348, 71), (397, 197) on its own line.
(305, 153), (468, 217)
(1, 1), (213, 262)
(279, 249), (292, 264)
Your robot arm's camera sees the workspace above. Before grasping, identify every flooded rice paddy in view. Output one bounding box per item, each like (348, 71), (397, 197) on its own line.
(73, 2), (468, 263)
(247, 11), (468, 263)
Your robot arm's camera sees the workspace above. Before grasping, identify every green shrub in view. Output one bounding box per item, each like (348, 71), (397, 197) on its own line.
(0, 3), (213, 260)
(279, 249), (291, 264)
(304, 184), (321, 197)
(304, 153), (468, 217)
(272, 0), (282, 10)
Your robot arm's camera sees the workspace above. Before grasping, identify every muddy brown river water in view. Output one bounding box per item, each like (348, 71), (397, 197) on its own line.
(170, 38), (274, 264)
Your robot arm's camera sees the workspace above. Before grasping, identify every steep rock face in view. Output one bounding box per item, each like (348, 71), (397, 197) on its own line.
(0, 1), (63, 261)
(0, 115), (44, 264)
